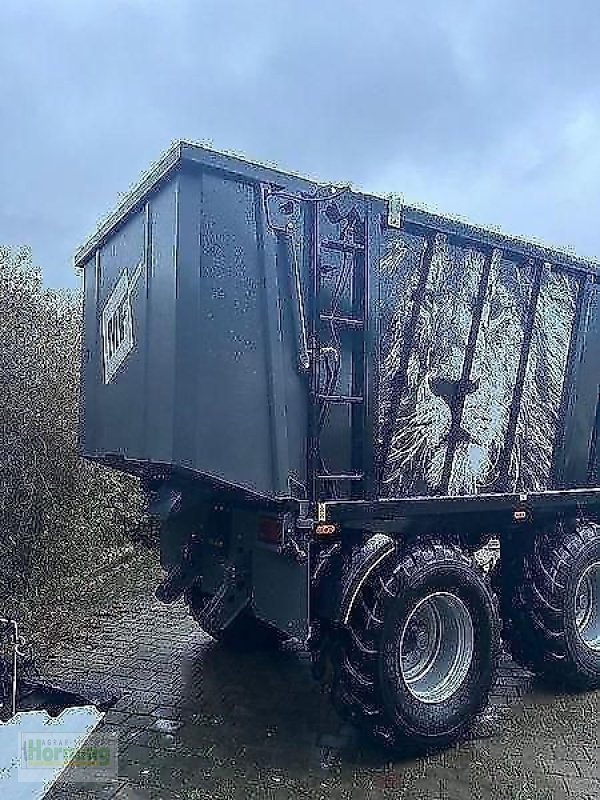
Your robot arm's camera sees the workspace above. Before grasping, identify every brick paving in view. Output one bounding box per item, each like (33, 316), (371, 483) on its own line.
(41, 593), (598, 800)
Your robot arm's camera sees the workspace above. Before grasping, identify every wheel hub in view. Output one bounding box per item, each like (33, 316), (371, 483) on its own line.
(575, 562), (600, 652)
(398, 592), (475, 704)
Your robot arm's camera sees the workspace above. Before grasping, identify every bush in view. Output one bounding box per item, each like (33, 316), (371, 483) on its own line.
(0, 245), (152, 630)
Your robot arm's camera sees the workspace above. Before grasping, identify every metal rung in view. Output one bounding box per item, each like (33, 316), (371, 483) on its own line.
(317, 394), (364, 404)
(319, 313), (364, 328)
(321, 239), (365, 253)
(317, 473), (364, 481)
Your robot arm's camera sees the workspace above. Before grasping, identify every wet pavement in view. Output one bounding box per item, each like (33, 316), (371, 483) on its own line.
(41, 593), (598, 800)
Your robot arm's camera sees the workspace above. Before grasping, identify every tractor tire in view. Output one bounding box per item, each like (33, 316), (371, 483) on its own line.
(331, 539), (500, 755)
(502, 520), (600, 691)
(185, 585), (286, 651)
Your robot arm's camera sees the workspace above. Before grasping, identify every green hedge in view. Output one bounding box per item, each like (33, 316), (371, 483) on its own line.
(0, 245), (152, 628)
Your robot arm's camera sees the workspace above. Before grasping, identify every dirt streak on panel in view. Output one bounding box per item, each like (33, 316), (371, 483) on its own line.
(380, 232), (488, 496)
(513, 267), (579, 491)
(459, 255), (531, 494)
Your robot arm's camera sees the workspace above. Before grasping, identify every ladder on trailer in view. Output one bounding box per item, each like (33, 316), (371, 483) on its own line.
(264, 187), (370, 504)
(308, 193), (369, 503)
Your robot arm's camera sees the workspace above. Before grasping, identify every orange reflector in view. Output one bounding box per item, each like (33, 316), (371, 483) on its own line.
(513, 510), (528, 522)
(315, 523), (337, 537)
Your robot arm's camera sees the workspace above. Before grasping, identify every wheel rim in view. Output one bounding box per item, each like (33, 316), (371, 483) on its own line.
(575, 562), (600, 652)
(398, 592), (475, 704)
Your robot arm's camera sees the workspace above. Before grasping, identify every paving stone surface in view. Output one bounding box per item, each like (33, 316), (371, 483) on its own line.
(41, 593), (598, 799)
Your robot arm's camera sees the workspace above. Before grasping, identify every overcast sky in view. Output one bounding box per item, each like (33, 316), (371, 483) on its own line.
(1, 1), (600, 287)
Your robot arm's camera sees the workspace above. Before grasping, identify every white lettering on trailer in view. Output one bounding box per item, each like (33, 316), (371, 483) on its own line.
(101, 263), (143, 384)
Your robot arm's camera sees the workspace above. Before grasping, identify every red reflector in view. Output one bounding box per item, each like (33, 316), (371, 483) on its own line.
(259, 517), (282, 544)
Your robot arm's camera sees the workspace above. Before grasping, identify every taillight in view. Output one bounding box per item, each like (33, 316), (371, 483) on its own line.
(259, 516), (283, 545)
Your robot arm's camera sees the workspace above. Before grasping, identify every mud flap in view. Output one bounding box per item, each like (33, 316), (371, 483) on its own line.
(252, 543), (309, 640)
(156, 497), (310, 640)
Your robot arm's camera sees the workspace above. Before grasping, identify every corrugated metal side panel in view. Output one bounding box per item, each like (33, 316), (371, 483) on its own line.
(559, 284), (600, 485)
(144, 183), (178, 462)
(172, 171), (202, 470)
(79, 181), (177, 464)
(183, 169), (279, 496)
(170, 164), (310, 498)
(376, 224), (596, 497)
(95, 207), (147, 458)
(80, 160), (312, 500)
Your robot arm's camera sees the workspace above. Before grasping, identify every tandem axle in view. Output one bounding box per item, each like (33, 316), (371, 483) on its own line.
(150, 480), (600, 754)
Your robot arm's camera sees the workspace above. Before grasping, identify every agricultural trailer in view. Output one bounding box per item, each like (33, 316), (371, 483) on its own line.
(75, 141), (600, 753)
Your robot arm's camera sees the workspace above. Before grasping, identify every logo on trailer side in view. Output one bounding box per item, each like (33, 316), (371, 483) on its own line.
(101, 263), (143, 384)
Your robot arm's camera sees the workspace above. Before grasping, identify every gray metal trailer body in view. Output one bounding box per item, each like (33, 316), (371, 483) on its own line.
(76, 142), (600, 754)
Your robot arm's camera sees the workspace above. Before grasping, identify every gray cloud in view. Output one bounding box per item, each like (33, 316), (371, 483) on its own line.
(1, 0), (600, 286)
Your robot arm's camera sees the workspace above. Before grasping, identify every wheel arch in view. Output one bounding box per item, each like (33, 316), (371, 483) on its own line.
(337, 533), (396, 627)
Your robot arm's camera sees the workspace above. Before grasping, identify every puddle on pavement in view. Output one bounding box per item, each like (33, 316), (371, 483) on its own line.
(152, 717), (184, 734)
(36, 602), (597, 799)
(93, 634), (598, 799)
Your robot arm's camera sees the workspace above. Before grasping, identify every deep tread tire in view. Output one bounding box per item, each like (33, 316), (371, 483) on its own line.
(503, 520), (600, 691)
(332, 539), (501, 754)
(185, 585), (286, 651)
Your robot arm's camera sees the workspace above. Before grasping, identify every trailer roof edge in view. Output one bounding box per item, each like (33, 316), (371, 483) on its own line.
(394, 203), (600, 276)
(73, 140), (319, 269)
(73, 141), (600, 277)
